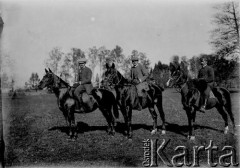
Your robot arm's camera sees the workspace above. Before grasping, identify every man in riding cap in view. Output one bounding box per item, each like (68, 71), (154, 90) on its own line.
(106, 56), (114, 67)
(130, 55), (149, 110)
(74, 57), (93, 111)
(197, 57), (215, 112)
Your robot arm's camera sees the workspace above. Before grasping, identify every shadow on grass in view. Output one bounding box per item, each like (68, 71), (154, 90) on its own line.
(48, 121), (224, 138)
(165, 122), (223, 137)
(48, 121), (153, 136)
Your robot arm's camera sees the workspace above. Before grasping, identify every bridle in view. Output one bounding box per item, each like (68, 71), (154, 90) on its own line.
(45, 72), (69, 89)
(169, 70), (187, 91)
(105, 69), (123, 87)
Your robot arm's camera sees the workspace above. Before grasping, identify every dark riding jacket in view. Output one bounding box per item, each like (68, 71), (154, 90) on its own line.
(75, 66), (93, 94)
(130, 63), (149, 84)
(198, 65), (214, 88)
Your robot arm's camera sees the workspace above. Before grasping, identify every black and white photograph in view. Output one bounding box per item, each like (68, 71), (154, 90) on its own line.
(0, 0), (239, 167)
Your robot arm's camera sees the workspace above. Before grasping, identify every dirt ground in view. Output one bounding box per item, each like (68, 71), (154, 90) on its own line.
(2, 89), (239, 167)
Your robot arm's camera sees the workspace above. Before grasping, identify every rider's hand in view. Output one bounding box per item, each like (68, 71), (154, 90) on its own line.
(79, 81), (82, 85)
(139, 78), (142, 83)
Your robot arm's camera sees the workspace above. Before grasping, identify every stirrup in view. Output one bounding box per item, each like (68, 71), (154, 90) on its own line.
(199, 106), (206, 113)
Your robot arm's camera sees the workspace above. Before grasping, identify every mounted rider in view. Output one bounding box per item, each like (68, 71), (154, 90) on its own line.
(73, 57), (93, 111)
(197, 57), (215, 112)
(130, 55), (149, 110)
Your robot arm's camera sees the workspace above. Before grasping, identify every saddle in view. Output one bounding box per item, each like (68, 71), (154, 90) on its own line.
(136, 82), (150, 97)
(135, 82), (151, 108)
(68, 86), (97, 112)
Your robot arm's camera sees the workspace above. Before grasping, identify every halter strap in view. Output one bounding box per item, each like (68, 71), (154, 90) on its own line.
(52, 73), (69, 89)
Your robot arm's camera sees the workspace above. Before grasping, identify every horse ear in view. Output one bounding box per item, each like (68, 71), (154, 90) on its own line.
(45, 68), (48, 73)
(48, 68), (52, 73)
(112, 63), (115, 69)
(106, 63), (109, 69)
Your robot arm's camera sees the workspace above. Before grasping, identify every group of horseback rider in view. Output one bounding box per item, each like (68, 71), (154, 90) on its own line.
(73, 56), (215, 113)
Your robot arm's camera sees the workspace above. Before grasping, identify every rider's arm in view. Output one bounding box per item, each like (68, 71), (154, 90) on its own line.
(139, 64), (149, 82)
(75, 70), (79, 83)
(206, 67), (214, 83)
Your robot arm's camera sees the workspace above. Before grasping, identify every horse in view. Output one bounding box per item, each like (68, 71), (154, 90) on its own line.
(166, 61), (236, 140)
(38, 68), (119, 139)
(103, 63), (166, 139)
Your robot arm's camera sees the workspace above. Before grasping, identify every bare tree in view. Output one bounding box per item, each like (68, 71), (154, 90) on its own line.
(45, 47), (63, 75)
(88, 46), (99, 75)
(60, 55), (72, 83)
(139, 52), (151, 70)
(211, 1), (239, 60)
(109, 45), (125, 70)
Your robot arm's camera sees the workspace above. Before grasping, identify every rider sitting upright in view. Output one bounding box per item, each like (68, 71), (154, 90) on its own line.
(130, 55), (149, 111)
(197, 57), (215, 113)
(74, 57), (93, 112)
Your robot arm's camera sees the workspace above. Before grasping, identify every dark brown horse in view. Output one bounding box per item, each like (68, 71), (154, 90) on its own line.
(103, 64), (166, 139)
(38, 68), (119, 139)
(166, 62), (236, 140)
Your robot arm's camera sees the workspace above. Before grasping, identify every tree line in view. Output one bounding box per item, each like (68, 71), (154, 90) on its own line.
(44, 46), (151, 85)
(1, 1), (238, 90)
(42, 2), (239, 89)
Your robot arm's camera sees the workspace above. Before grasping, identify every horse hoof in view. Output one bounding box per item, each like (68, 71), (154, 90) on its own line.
(151, 129), (157, 135)
(67, 136), (73, 141)
(74, 135), (78, 139)
(161, 130), (166, 135)
(128, 138), (133, 142)
(224, 126), (229, 134)
(109, 131), (115, 136)
(188, 135), (195, 141)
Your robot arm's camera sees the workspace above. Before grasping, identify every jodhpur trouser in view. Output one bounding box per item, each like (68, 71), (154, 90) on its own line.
(199, 82), (214, 107)
(74, 85), (85, 104)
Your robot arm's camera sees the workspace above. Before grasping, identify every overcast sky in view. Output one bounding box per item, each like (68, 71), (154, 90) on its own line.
(1, 0), (226, 87)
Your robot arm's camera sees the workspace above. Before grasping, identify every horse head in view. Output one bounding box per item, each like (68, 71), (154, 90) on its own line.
(166, 61), (188, 87)
(38, 68), (60, 89)
(104, 63), (122, 87)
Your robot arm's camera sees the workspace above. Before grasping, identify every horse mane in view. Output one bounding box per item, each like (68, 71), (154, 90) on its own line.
(116, 69), (130, 85)
(52, 72), (69, 88)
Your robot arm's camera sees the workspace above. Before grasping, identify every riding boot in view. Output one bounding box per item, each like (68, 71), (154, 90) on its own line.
(136, 97), (142, 111)
(75, 94), (84, 112)
(199, 99), (207, 113)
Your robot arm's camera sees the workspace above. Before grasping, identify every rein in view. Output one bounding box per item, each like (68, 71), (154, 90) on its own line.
(106, 71), (130, 87)
(51, 73), (69, 89)
(170, 71), (188, 92)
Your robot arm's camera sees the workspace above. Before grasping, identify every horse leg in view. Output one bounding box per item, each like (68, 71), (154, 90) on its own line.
(71, 111), (77, 139)
(192, 109), (197, 134)
(100, 108), (114, 135)
(126, 106), (133, 139)
(123, 105), (133, 139)
(148, 107), (158, 135)
(225, 107), (236, 134)
(223, 99), (236, 134)
(216, 105), (229, 134)
(62, 110), (68, 127)
(120, 106), (128, 136)
(156, 96), (166, 134)
(186, 110), (195, 140)
(67, 109), (73, 138)
(107, 106), (116, 135)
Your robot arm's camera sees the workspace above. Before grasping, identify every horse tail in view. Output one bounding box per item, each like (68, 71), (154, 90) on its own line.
(220, 88), (235, 127)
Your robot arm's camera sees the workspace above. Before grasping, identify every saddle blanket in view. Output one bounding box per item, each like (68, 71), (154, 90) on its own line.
(136, 82), (149, 97)
(209, 90), (215, 99)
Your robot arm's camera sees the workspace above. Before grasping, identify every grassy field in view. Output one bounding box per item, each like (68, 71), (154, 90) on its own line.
(2, 89), (239, 167)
